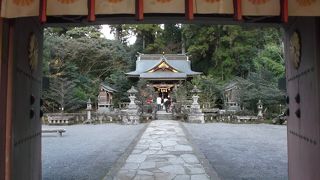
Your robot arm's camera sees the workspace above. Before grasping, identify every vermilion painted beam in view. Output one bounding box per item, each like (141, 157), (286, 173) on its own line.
(185, 0), (194, 20)
(40, 0), (47, 23)
(136, 0), (144, 21)
(233, 0), (242, 21)
(281, 0), (288, 23)
(88, 0), (96, 22)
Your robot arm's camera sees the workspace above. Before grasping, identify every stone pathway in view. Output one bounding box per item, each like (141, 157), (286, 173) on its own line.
(113, 120), (212, 180)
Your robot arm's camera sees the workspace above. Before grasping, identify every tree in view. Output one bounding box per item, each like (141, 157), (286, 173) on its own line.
(44, 77), (79, 112)
(43, 26), (134, 112)
(236, 69), (285, 113)
(105, 71), (133, 106)
(42, 24), (285, 114)
(136, 79), (156, 113)
(192, 75), (224, 108)
(182, 25), (284, 81)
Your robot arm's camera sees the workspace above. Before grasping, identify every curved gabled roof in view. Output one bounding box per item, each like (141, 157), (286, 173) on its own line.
(100, 83), (117, 92)
(126, 54), (201, 78)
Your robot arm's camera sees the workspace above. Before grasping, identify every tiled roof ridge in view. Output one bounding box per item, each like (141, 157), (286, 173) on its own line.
(139, 54), (189, 61)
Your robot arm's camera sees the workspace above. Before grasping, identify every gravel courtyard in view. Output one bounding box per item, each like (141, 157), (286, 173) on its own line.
(184, 123), (288, 180)
(42, 124), (145, 180)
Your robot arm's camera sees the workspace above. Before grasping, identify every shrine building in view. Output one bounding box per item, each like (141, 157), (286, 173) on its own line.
(97, 83), (117, 113)
(126, 54), (201, 98)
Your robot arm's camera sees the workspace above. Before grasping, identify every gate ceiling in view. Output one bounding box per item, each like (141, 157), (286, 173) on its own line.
(1, 0), (320, 24)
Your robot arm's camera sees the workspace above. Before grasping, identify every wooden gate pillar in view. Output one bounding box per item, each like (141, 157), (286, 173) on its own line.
(285, 17), (320, 180)
(0, 18), (43, 180)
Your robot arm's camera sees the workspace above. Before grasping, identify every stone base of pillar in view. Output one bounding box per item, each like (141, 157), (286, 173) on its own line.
(187, 113), (205, 123)
(122, 109), (140, 125)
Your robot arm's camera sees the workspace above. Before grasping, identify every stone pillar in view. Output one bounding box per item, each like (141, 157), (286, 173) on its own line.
(188, 86), (204, 123)
(285, 17), (320, 179)
(86, 98), (92, 123)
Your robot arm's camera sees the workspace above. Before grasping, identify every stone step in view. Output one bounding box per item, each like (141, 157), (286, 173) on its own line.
(156, 111), (173, 120)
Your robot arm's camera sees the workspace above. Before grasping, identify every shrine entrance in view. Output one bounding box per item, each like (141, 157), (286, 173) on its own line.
(1, 1), (320, 180)
(153, 84), (175, 99)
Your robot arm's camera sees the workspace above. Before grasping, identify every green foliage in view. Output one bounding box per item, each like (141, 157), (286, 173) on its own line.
(172, 81), (193, 103)
(136, 80), (156, 113)
(105, 71), (133, 106)
(182, 25), (284, 81)
(43, 26), (131, 112)
(236, 69), (285, 113)
(43, 24), (285, 114)
(192, 76), (224, 108)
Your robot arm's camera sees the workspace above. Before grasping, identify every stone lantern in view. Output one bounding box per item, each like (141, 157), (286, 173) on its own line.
(123, 86), (139, 124)
(127, 86), (138, 109)
(190, 85), (202, 111)
(257, 99), (263, 119)
(188, 85), (205, 123)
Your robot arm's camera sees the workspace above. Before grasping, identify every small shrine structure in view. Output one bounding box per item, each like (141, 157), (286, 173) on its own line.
(224, 82), (241, 112)
(97, 83), (117, 113)
(126, 53), (201, 98)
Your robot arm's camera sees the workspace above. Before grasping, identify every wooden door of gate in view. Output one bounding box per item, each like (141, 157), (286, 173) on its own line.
(0, 18), (43, 180)
(285, 17), (320, 179)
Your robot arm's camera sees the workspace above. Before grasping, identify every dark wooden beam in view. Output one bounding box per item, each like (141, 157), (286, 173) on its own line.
(88, 0), (96, 22)
(0, 17), (6, 180)
(233, 0), (242, 21)
(185, 0), (194, 20)
(136, 0), (144, 21)
(5, 20), (14, 180)
(281, 0), (288, 23)
(40, 0), (47, 23)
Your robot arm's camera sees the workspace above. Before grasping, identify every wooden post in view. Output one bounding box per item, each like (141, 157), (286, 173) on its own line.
(233, 0), (242, 21)
(281, 0), (288, 23)
(88, 0), (96, 22)
(185, 0), (194, 20)
(136, 0), (144, 21)
(0, 19), (14, 180)
(40, 0), (47, 23)
(0, 17), (6, 180)
(5, 20), (14, 180)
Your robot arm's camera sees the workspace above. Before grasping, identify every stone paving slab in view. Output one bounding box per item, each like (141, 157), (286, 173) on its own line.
(112, 120), (214, 180)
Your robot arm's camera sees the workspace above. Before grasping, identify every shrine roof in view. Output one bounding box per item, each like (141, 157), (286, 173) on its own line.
(100, 83), (117, 92)
(126, 54), (201, 78)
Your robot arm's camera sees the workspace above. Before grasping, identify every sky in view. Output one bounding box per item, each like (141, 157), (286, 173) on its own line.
(100, 25), (136, 45)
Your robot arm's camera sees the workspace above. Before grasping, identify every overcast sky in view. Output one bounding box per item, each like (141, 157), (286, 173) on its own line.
(100, 25), (136, 45)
